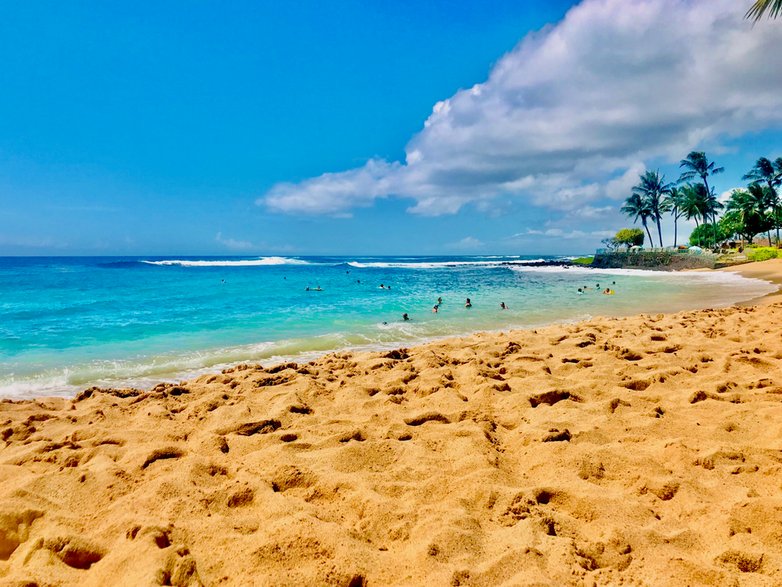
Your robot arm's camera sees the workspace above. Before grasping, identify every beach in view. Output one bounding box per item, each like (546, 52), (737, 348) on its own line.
(2, 261), (782, 586)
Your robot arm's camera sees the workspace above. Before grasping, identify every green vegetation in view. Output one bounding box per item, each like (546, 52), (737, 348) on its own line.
(619, 151), (782, 254)
(570, 256), (594, 265)
(746, 0), (782, 21)
(614, 228), (644, 247)
(747, 247), (780, 262)
(689, 223), (729, 247)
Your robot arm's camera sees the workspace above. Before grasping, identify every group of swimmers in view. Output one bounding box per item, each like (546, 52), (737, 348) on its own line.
(577, 282), (616, 295)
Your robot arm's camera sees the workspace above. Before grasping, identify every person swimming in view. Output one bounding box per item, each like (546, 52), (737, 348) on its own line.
(577, 288), (584, 294)
(437, 297), (443, 305)
(432, 304), (439, 313)
(500, 302), (507, 310)
(402, 313), (409, 321)
(379, 284), (385, 289)
(465, 298), (472, 308)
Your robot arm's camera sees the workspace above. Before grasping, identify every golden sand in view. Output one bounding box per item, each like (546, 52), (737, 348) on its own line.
(2, 261), (782, 586)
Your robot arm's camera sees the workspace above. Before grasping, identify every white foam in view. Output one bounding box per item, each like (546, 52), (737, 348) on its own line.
(142, 256), (312, 267)
(346, 259), (546, 269)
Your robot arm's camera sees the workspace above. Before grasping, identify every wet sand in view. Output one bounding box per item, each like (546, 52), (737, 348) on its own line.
(2, 261), (782, 586)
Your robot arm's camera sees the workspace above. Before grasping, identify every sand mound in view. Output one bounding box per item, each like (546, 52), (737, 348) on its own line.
(3, 302), (782, 585)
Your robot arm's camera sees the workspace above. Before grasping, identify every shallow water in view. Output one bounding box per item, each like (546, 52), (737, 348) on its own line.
(0, 255), (775, 398)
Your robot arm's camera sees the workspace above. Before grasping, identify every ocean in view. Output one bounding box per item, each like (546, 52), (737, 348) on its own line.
(0, 255), (775, 398)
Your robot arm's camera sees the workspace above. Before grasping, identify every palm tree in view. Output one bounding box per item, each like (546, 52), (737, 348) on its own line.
(743, 157), (782, 244)
(679, 183), (709, 228)
(664, 187), (686, 247)
(621, 193), (654, 247)
(726, 186), (772, 244)
(746, 0), (782, 21)
(679, 152), (724, 248)
(631, 170), (673, 247)
(679, 151), (724, 199)
(748, 183), (774, 244)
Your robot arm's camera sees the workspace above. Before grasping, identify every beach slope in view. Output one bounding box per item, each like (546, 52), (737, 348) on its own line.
(2, 270), (782, 585)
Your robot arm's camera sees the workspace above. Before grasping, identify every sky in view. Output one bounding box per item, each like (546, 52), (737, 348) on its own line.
(1, 0), (781, 257)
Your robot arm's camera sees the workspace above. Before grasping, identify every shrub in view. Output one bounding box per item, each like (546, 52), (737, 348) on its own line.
(571, 256), (594, 265)
(614, 228), (645, 247)
(747, 247), (779, 262)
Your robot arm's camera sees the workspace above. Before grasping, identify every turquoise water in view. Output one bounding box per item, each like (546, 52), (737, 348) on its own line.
(0, 255), (775, 398)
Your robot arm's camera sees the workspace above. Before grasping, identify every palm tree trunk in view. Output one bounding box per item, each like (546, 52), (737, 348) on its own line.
(643, 221), (653, 248)
(673, 212), (678, 248)
(656, 217), (664, 248)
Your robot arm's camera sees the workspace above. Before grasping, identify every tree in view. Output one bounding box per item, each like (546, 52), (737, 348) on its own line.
(746, 0), (782, 21)
(743, 156), (782, 244)
(621, 193), (654, 247)
(679, 183), (709, 227)
(631, 170), (673, 247)
(725, 186), (772, 244)
(689, 223), (730, 247)
(679, 151), (724, 247)
(614, 228), (645, 247)
(664, 186), (686, 247)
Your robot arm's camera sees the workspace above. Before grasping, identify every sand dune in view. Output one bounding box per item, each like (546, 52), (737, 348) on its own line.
(3, 266), (782, 585)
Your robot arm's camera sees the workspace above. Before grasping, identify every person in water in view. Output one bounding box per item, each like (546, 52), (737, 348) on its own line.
(500, 302), (507, 310)
(402, 313), (409, 321)
(432, 304), (439, 313)
(437, 297), (443, 305)
(379, 284), (385, 289)
(465, 298), (472, 308)
(577, 288), (584, 294)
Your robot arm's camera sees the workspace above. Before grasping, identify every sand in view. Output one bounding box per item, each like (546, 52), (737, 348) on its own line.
(2, 262), (782, 586)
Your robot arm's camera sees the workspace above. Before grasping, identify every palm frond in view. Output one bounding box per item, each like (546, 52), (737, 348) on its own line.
(746, 0), (782, 22)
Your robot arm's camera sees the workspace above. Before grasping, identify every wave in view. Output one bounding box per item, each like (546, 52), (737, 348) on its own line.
(346, 259), (547, 269)
(141, 256), (313, 267)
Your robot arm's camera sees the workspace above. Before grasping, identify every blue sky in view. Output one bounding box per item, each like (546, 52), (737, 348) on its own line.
(1, 0), (781, 256)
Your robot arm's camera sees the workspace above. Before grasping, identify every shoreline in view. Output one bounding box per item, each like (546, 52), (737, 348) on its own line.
(2, 261), (776, 401)
(720, 258), (782, 305)
(2, 260), (782, 584)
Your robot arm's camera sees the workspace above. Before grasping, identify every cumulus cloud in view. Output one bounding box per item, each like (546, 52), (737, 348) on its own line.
(260, 0), (782, 217)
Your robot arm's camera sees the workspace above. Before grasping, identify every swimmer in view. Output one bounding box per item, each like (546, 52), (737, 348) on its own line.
(357, 279), (361, 284)
(379, 284), (385, 289)
(432, 304), (439, 313)
(465, 298), (472, 308)
(500, 302), (507, 310)
(577, 288), (584, 294)
(402, 313), (409, 321)
(437, 297), (442, 305)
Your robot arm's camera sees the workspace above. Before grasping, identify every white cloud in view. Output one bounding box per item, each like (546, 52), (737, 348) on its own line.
(260, 0), (782, 218)
(512, 228), (613, 240)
